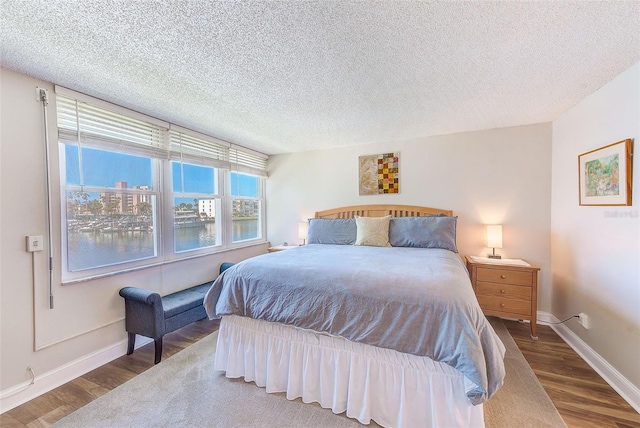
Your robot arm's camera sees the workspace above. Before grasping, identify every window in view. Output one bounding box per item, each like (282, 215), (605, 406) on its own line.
(172, 161), (220, 252)
(62, 145), (158, 272)
(230, 172), (263, 243)
(56, 87), (267, 281)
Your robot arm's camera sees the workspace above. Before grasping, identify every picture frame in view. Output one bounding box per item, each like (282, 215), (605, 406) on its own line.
(358, 152), (399, 195)
(578, 139), (633, 206)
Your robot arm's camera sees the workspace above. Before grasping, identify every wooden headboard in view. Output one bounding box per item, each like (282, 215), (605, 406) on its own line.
(315, 204), (453, 219)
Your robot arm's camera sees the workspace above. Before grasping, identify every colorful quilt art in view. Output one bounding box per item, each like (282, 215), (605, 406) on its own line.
(358, 152), (399, 195)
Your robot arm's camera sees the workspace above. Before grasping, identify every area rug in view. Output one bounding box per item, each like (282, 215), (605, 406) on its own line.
(52, 318), (566, 427)
(484, 317), (567, 428)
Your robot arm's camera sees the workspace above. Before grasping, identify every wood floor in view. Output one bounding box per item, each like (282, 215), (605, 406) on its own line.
(503, 320), (640, 428)
(2, 318), (639, 427)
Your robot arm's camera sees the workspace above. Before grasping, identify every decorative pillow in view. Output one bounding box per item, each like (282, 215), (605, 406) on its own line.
(389, 216), (458, 253)
(354, 215), (391, 247)
(306, 218), (357, 245)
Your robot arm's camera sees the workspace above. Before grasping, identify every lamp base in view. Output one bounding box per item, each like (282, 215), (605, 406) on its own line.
(487, 254), (502, 259)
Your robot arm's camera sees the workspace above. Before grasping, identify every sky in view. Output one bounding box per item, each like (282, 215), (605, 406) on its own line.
(65, 145), (258, 203)
(65, 146), (152, 187)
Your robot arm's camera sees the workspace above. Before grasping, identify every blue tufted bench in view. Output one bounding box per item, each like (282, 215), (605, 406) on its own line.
(118, 262), (235, 364)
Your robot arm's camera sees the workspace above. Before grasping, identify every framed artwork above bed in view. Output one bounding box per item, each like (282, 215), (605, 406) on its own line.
(358, 152), (399, 195)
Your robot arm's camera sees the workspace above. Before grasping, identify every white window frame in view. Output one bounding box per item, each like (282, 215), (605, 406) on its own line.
(167, 159), (223, 257)
(227, 170), (266, 246)
(59, 148), (162, 276)
(55, 86), (268, 283)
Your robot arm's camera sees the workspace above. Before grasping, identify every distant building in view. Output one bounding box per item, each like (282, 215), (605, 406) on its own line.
(198, 199), (216, 218)
(199, 199), (259, 218)
(100, 182), (151, 215)
(233, 199), (259, 217)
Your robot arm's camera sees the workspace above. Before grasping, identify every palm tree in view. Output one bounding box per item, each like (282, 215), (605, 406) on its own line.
(102, 196), (121, 217)
(87, 199), (104, 218)
(137, 201), (152, 217)
(67, 191), (89, 217)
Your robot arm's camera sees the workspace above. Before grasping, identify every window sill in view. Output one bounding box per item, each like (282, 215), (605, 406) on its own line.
(61, 241), (269, 285)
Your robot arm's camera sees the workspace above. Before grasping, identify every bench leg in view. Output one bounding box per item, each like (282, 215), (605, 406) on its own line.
(127, 333), (135, 355)
(154, 338), (163, 364)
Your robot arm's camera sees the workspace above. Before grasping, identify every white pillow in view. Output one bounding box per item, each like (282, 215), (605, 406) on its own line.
(354, 215), (391, 247)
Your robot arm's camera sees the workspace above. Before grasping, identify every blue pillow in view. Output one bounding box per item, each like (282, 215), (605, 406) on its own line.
(389, 216), (458, 252)
(307, 218), (356, 245)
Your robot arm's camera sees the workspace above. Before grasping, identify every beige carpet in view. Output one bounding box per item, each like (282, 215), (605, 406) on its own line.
(484, 317), (567, 428)
(51, 318), (566, 428)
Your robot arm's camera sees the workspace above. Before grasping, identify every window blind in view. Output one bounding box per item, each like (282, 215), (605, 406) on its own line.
(229, 146), (268, 177)
(56, 89), (268, 176)
(168, 130), (229, 168)
(56, 95), (168, 159)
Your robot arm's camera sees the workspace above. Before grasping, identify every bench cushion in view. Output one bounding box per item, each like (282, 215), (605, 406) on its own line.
(162, 282), (213, 319)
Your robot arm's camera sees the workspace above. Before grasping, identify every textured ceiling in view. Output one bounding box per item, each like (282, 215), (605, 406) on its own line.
(1, 1), (639, 155)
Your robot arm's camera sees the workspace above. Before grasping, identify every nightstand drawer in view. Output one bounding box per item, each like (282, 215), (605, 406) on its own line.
(476, 282), (531, 301)
(466, 256), (540, 339)
(477, 267), (532, 286)
(476, 295), (531, 316)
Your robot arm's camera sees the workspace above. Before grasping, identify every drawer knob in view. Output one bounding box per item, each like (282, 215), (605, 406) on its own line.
(500, 289), (506, 294)
(500, 303), (506, 308)
(500, 275), (507, 279)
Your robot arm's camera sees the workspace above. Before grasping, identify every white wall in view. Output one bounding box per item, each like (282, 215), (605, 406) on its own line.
(0, 68), (268, 410)
(267, 123), (553, 308)
(551, 62), (640, 389)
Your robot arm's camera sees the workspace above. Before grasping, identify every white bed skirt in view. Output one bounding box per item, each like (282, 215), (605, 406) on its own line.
(214, 315), (484, 428)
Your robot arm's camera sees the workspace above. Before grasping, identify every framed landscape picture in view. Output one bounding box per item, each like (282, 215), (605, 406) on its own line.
(578, 139), (633, 206)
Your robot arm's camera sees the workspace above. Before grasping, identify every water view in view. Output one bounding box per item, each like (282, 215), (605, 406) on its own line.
(67, 219), (259, 271)
(62, 147), (262, 272)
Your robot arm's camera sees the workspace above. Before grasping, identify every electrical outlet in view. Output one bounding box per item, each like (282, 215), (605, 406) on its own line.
(26, 235), (44, 252)
(578, 312), (590, 329)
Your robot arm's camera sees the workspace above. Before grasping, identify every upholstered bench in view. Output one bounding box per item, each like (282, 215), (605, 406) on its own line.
(119, 262), (235, 364)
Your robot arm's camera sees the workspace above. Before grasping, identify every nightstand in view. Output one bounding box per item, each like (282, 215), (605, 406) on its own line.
(465, 256), (540, 340)
(267, 244), (298, 253)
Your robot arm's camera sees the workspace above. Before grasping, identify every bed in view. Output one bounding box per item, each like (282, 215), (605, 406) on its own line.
(204, 204), (505, 427)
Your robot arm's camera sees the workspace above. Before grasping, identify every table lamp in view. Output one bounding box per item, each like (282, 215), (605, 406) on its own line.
(486, 225), (503, 259)
(298, 221), (309, 245)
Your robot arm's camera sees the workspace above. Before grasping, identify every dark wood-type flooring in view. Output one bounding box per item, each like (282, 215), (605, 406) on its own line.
(2, 318), (639, 427)
(503, 319), (640, 428)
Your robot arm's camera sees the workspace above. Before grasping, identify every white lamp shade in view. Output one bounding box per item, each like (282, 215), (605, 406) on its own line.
(486, 225), (503, 249)
(298, 221), (309, 240)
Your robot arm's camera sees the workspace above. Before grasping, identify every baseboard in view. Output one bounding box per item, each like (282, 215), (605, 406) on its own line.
(0, 336), (152, 413)
(537, 311), (640, 413)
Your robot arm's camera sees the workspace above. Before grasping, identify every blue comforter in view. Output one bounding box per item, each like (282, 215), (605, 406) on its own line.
(204, 244), (505, 405)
